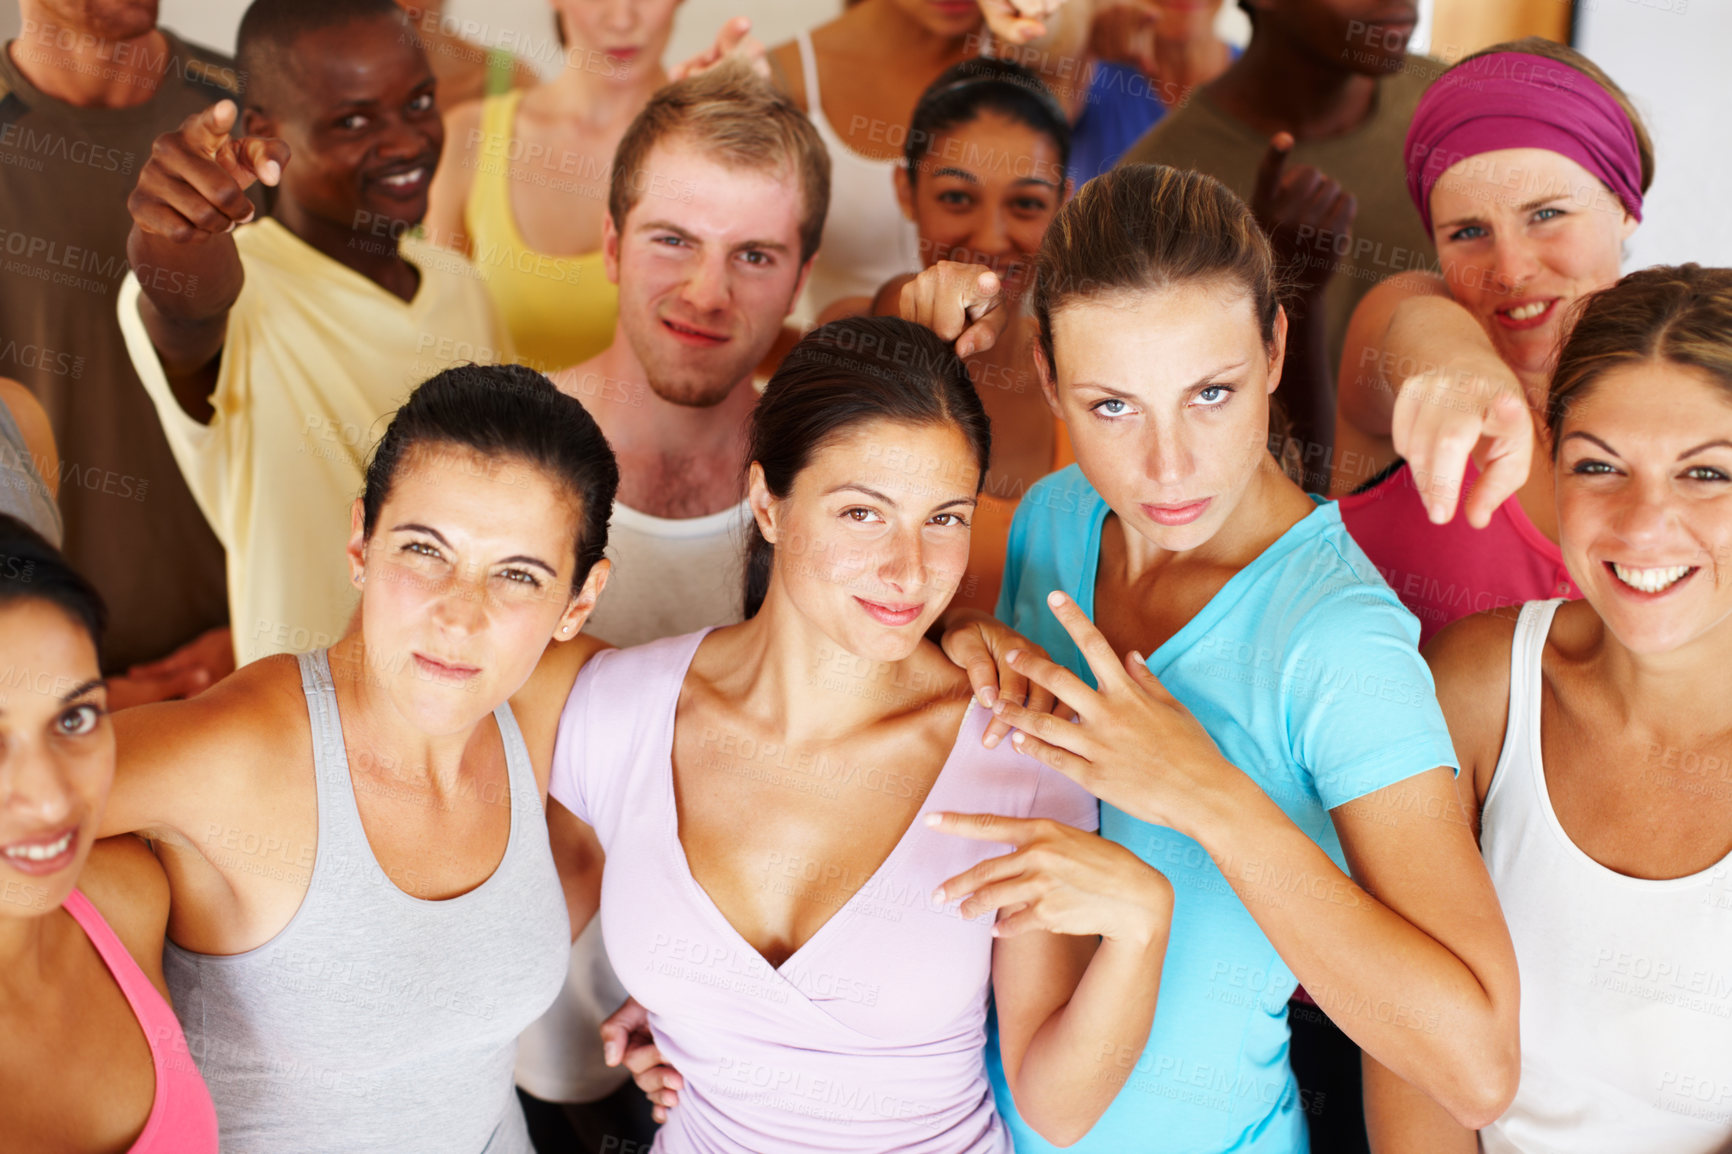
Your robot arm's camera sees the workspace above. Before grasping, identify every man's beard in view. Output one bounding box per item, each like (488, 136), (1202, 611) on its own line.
(626, 318), (761, 409)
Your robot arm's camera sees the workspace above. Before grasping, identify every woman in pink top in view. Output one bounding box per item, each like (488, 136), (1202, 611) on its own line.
(1331, 39), (1651, 643)
(551, 316), (1176, 1152)
(0, 514), (218, 1153)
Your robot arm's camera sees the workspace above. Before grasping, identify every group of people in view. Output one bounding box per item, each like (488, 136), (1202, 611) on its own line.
(0, 1), (1727, 1153)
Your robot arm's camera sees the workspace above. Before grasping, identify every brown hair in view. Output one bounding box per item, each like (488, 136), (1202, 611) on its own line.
(1548, 264), (1732, 453)
(608, 59), (831, 264)
(742, 316), (990, 618)
(1032, 163), (1279, 371)
(1457, 38), (1655, 197)
(1031, 163), (1301, 477)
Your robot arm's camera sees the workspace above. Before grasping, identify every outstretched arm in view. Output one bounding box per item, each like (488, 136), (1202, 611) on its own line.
(125, 99), (287, 422)
(1333, 273), (1534, 524)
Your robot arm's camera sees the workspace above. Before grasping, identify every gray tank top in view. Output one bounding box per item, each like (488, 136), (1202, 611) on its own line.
(0, 396), (61, 545)
(165, 649), (571, 1154)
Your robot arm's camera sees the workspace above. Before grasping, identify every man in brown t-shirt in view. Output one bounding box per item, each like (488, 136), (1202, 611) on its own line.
(0, 0), (239, 701)
(1121, 0), (1443, 491)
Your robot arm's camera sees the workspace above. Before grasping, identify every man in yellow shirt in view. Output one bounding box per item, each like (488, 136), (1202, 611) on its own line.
(118, 0), (509, 665)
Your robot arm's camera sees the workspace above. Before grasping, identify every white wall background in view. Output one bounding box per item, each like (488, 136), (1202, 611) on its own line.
(0, 1), (1255, 75)
(1577, 0), (1732, 269)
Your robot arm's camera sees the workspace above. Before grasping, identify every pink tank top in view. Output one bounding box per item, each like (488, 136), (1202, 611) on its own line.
(1338, 460), (1578, 646)
(63, 888), (219, 1154)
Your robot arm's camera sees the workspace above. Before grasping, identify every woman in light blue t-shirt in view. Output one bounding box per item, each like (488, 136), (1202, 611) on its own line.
(908, 164), (1522, 1153)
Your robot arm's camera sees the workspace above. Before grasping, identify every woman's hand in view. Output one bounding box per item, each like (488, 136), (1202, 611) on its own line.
(988, 591), (1239, 832)
(929, 812), (1174, 946)
(940, 608), (1061, 748)
(600, 997), (682, 1125)
(1387, 318), (1536, 528)
(977, 0), (1073, 44)
(899, 261), (1013, 358)
(669, 16), (770, 83)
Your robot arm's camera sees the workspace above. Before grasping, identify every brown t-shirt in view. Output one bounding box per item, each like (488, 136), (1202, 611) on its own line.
(1119, 59), (1444, 376)
(0, 30), (234, 670)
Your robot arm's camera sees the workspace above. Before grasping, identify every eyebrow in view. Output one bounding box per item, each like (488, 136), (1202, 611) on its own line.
(1436, 194), (1571, 232)
(1070, 361), (1249, 397)
(61, 678), (105, 703)
(825, 484), (978, 511)
(636, 219), (791, 255)
(390, 523), (559, 576)
(1562, 433), (1732, 461)
(930, 166), (1060, 192)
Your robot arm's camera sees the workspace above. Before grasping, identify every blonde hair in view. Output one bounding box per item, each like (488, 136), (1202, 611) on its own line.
(608, 59), (831, 263)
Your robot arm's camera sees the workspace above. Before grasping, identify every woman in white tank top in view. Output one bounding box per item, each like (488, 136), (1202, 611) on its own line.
(1364, 265), (1732, 1152)
(767, 0), (982, 321)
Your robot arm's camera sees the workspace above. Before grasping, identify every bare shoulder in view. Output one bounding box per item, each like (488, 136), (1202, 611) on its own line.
(511, 634), (612, 785)
(75, 835), (171, 987)
(766, 39), (806, 111)
(107, 654), (310, 843)
(1423, 610), (1518, 801)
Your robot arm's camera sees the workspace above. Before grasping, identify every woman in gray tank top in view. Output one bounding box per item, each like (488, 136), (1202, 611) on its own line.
(0, 376), (63, 546)
(96, 364), (622, 1153)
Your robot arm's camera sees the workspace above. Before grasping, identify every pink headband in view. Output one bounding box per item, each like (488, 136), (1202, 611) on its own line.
(1404, 51), (1644, 235)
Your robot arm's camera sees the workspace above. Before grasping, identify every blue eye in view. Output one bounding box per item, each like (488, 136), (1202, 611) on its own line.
(1532, 207), (1564, 223)
(1449, 225), (1487, 242)
(1092, 398), (1128, 416)
(1196, 385), (1232, 406)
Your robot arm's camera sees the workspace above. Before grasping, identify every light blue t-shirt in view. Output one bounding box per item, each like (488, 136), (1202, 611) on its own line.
(985, 466), (1458, 1153)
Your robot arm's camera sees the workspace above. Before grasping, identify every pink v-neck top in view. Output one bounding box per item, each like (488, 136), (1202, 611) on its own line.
(63, 888), (219, 1154)
(550, 630), (1100, 1153)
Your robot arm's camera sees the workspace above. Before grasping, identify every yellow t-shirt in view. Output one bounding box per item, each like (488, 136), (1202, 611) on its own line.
(119, 218), (511, 664)
(463, 89), (618, 373)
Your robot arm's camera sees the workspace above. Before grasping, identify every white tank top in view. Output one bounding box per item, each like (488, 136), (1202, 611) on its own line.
(514, 497), (750, 1101)
(1480, 599), (1732, 1154)
(791, 30), (921, 324)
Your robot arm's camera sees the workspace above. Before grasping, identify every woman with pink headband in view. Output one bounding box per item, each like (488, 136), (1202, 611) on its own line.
(1330, 39), (1652, 643)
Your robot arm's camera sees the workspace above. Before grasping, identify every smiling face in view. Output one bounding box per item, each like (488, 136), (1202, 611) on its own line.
(898, 111), (1067, 301)
(1044, 279), (1284, 554)
(1556, 361), (1732, 655)
(349, 444), (602, 735)
(1430, 147), (1636, 380)
(606, 141), (812, 406)
(248, 13), (443, 234)
(0, 601), (111, 917)
(752, 420), (978, 663)
(551, 0), (681, 81)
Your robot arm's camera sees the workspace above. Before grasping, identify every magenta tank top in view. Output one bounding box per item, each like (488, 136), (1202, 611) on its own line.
(550, 630), (1101, 1153)
(1338, 460), (1578, 645)
(62, 888), (219, 1154)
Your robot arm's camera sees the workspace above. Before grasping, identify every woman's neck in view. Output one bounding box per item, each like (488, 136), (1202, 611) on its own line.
(1114, 456), (1313, 585)
(543, 52), (669, 125)
(1585, 616), (1732, 745)
(722, 593), (949, 745)
(849, 0), (977, 67)
(0, 909), (58, 1000)
(327, 633), (483, 790)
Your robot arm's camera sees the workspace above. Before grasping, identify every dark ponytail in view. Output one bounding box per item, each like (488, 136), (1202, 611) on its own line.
(743, 317), (991, 618)
(0, 513), (106, 660)
(363, 363), (620, 587)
